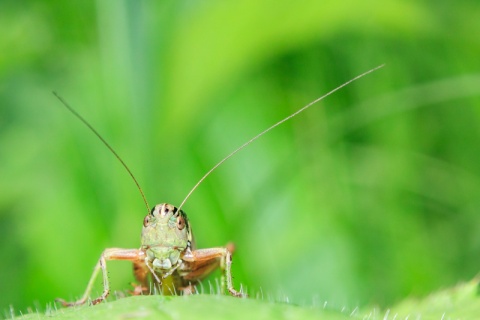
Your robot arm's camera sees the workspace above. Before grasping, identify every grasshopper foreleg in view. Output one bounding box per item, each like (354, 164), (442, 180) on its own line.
(182, 245), (246, 297)
(56, 248), (144, 306)
(144, 259), (162, 284)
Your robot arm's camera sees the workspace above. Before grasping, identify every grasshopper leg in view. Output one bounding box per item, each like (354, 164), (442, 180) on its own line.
(182, 245), (247, 297)
(56, 248), (144, 306)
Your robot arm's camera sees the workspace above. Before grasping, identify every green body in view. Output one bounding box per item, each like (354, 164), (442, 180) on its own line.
(140, 203), (195, 294)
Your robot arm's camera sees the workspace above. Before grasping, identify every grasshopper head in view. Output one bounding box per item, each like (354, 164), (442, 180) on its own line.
(141, 203), (193, 271)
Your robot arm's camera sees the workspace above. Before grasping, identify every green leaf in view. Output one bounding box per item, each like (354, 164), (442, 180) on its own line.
(385, 277), (480, 319)
(12, 278), (480, 319)
(13, 295), (348, 320)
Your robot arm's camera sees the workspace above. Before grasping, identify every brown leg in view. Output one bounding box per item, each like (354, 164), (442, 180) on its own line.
(129, 282), (148, 296)
(56, 248), (144, 306)
(182, 246), (246, 297)
(179, 283), (195, 295)
(131, 260), (150, 295)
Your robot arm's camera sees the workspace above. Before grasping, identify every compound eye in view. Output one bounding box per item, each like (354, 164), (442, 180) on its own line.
(143, 215), (151, 227)
(176, 215), (185, 230)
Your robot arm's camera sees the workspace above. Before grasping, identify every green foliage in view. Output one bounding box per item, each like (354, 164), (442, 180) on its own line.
(8, 278), (480, 319)
(385, 277), (480, 319)
(1, 0), (480, 317)
(11, 295), (347, 320)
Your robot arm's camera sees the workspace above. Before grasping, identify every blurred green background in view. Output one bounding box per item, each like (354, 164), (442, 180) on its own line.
(1, 0), (480, 316)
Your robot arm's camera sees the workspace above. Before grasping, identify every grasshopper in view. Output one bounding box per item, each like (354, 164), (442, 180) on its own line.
(54, 64), (384, 306)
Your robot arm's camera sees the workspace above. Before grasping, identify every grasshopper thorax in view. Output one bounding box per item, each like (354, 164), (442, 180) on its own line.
(141, 203), (193, 270)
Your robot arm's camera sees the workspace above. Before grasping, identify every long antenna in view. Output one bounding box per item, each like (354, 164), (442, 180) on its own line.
(52, 92), (151, 215)
(177, 64), (385, 212)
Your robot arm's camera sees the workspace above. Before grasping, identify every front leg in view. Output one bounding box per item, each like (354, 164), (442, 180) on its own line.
(56, 248), (144, 306)
(182, 246), (246, 297)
